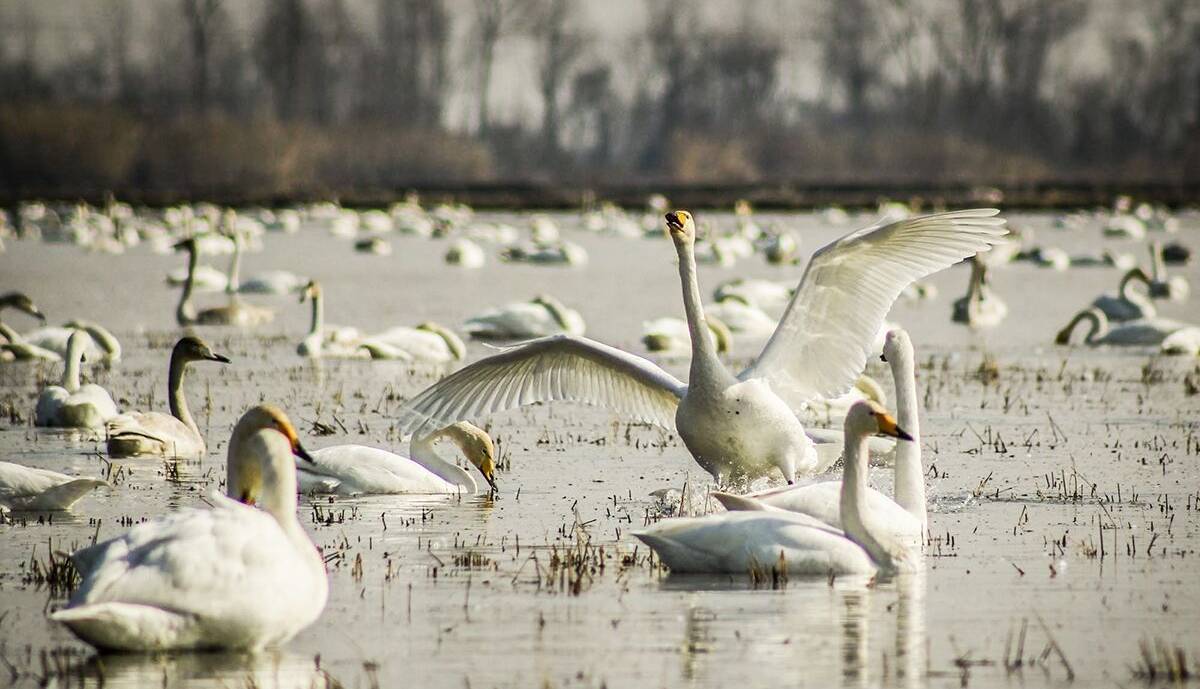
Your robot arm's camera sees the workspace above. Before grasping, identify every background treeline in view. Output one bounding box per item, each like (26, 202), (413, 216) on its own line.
(0, 0), (1197, 202)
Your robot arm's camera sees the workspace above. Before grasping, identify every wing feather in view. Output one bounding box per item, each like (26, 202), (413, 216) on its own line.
(741, 209), (1007, 406)
(396, 335), (686, 434)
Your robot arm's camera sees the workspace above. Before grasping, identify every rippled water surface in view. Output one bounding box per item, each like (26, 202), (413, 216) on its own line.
(1, 210), (1199, 688)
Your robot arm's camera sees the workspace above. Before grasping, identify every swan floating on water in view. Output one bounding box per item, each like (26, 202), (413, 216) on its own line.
(952, 256), (1007, 328)
(0, 461), (107, 511)
(296, 281), (366, 359)
(21, 320), (121, 364)
(715, 328), (926, 545)
(35, 331), (118, 429)
(634, 400), (918, 575)
(300, 422), (497, 495)
(397, 209), (1005, 485)
(0, 292), (53, 360)
(464, 294), (586, 339)
(445, 238), (486, 268)
(106, 336), (230, 459)
(1091, 267), (1156, 321)
(52, 405), (327, 652)
(359, 322), (467, 362)
(174, 237), (275, 327)
(1056, 307), (1200, 353)
(642, 315), (732, 357)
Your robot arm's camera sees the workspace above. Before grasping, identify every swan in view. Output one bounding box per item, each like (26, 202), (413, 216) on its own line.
(35, 331), (118, 429)
(952, 256), (1007, 328)
(174, 238), (275, 327)
(296, 281), (366, 359)
(1149, 240), (1190, 302)
(238, 270), (310, 295)
(715, 328), (926, 545)
(299, 422), (497, 495)
(359, 322), (467, 362)
(704, 297), (778, 338)
(463, 294), (586, 339)
(633, 400), (917, 575)
(51, 405), (327, 652)
(712, 278), (793, 317)
(501, 241), (588, 266)
(396, 209), (1005, 485)
(106, 336), (230, 459)
(166, 264), (228, 292)
(22, 320), (121, 364)
(642, 315), (732, 356)
(0, 292), (52, 359)
(0, 462), (107, 511)
(445, 238), (486, 268)
(1091, 267), (1156, 321)
(1056, 307), (1200, 351)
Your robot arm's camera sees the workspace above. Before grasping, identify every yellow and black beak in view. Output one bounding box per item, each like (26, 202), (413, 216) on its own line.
(664, 211), (685, 232)
(876, 412), (914, 442)
(209, 352), (232, 364)
(293, 441), (315, 464)
(483, 472), (498, 493)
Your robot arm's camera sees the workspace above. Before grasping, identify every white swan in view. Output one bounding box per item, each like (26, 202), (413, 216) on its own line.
(397, 209), (1005, 485)
(174, 238), (275, 327)
(300, 422), (497, 495)
(952, 256), (1007, 328)
(1091, 267), (1156, 321)
(463, 294), (586, 339)
(0, 292), (58, 360)
(296, 281), (365, 359)
(166, 264), (228, 292)
(51, 405), (327, 652)
(715, 328), (926, 545)
(501, 241), (589, 266)
(445, 238), (486, 268)
(238, 269), (310, 295)
(35, 331), (118, 429)
(634, 400), (917, 575)
(359, 322), (467, 362)
(704, 297), (779, 338)
(1056, 307), (1200, 352)
(0, 462), (107, 510)
(642, 315), (732, 356)
(712, 278), (793, 318)
(106, 336), (230, 459)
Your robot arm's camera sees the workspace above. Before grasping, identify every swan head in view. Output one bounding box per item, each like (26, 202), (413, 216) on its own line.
(846, 400), (913, 442)
(228, 404), (313, 508)
(880, 328), (913, 364)
(442, 421), (497, 492)
(175, 335), (231, 364)
(172, 237), (197, 253)
(664, 210), (696, 244)
(0, 292), (45, 321)
(300, 280), (321, 304)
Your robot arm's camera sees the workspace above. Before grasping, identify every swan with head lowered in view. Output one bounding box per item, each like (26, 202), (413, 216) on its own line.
(299, 422), (498, 495)
(106, 336), (230, 459)
(396, 209), (1006, 485)
(634, 400), (918, 575)
(51, 405), (327, 651)
(1056, 307), (1200, 354)
(713, 328), (926, 546)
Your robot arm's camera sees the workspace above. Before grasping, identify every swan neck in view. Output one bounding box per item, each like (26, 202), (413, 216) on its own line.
(177, 244), (198, 325)
(63, 335), (85, 391)
(889, 346), (926, 533)
(537, 297), (571, 331)
(840, 426), (894, 569)
(226, 231), (242, 293)
(674, 239), (722, 381)
(1085, 310), (1107, 343)
(410, 428), (476, 491)
(308, 290), (323, 338)
(0, 321), (21, 344)
(1119, 269), (1149, 304)
(168, 350), (199, 438)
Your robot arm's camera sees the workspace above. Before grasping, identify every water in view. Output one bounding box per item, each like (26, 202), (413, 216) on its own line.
(1, 210), (1199, 688)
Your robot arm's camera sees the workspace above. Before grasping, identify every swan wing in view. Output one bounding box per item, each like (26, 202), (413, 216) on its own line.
(396, 335), (685, 434)
(740, 209), (1007, 405)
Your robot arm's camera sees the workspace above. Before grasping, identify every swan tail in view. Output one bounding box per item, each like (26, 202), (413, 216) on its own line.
(710, 492), (770, 512)
(50, 603), (202, 652)
(30, 479), (107, 510)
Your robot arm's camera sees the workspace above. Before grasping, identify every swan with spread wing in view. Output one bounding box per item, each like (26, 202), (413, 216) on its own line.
(397, 209), (1006, 484)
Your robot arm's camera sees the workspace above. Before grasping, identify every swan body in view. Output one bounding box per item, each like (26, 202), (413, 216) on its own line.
(0, 462), (107, 510)
(502, 241), (588, 266)
(1056, 307), (1198, 349)
(300, 422), (497, 495)
(53, 405), (327, 652)
(464, 295), (585, 339)
(704, 298), (778, 338)
(635, 401), (917, 575)
(445, 238), (486, 268)
(1091, 268), (1156, 321)
(35, 331), (118, 429)
(360, 323), (466, 362)
(106, 337), (230, 459)
(642, 316), (732, 356)
(952, 256), (1007, 328)
(716, 329), (927, 545)
(397, 209), (1005, 485)
(713, 278), (793, 317)
(237, 270), (309, 295)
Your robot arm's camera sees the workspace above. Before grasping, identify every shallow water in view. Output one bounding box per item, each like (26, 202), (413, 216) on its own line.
(1, 210), (1199, 688)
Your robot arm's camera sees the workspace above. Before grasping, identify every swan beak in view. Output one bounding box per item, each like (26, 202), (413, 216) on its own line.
(664, 212), (685, 234)
(31, 308), (46, 322)
(483, 472), (498, 492)
(293, 441), (315, 464)
(209, 352), (232, 363)
(880, 352), (888, 362)
(876, 412), (914, 441)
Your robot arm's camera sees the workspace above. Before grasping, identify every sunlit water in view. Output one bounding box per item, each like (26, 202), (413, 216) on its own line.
(1, 210), (1198, 688)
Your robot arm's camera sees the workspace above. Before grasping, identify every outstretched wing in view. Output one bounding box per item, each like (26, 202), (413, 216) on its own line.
(740, 209), (1007, 406)
(396, 335), (686, 434)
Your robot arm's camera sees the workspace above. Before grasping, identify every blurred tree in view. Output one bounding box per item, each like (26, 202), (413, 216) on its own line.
(528, 0), (589, 158)
(180, 0), (227, 111)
